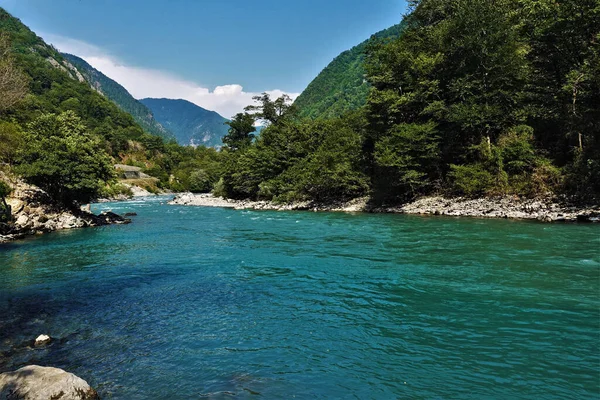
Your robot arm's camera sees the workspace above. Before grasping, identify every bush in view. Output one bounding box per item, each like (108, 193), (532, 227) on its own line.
(98, 182), (133, 199)
(0, 121), (23, 164)
(212, 178), (227, 198)
(498, 125), (537, 176)
(448, 164), (495, 196)
(188, 169), (212, 193)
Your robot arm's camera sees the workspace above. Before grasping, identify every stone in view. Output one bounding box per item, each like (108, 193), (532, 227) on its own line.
(34, 335), (51, 346)
(0, 365), (99, 400)
(15, 215), (29, 226)
(576, 214), (592, 223)
(99, 211), (131, 225)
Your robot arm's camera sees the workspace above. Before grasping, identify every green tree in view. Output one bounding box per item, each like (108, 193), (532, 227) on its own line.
(373, 122), (440, 197)
(295, 118), (369, 201)
(0, 33), (28, 114)
(0, 179), (12, 223)
(16, 111), (114, 206)
(245, 93), (296, 125)
(0, 121), (23, 165)
(188, 169), (212, 193)
(223, 112), (256, 151)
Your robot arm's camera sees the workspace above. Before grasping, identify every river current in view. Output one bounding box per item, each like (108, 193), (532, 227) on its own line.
(0, 196), (598, 399)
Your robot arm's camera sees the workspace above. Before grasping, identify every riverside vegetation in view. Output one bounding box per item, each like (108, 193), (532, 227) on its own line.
(0, 8), (223, 237)
(217, 0), (599, 206)
(1, 0), (600, 237)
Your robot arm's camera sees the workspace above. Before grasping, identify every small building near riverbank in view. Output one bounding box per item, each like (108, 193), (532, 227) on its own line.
(114, 164), (151, 180)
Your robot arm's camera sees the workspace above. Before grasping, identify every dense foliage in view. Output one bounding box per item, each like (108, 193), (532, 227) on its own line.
(0, 8), (222, 206)
(16, 111), (114, 204)
(62, 53), (175, 142)
(1, 2), (598, 209)
(365, 0), (599, 200)
(140, 98), (229, 147)
(293, 23), (405, 120)
(220, 0), (599, 203)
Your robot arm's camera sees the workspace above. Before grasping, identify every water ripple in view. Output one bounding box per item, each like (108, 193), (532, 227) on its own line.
(0, 198), (598, 399)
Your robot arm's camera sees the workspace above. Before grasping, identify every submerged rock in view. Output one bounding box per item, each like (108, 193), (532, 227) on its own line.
(0, 365), (99, 400)
(33, 335), (51, 346)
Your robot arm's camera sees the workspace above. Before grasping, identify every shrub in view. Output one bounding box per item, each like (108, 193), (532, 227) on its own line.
(448, 164), (495, 196)
(212, 178), (227, 198)
(188, 169), (212, 193)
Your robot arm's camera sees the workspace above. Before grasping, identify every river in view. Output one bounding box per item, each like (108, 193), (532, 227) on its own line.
(0, 196), (598, 399)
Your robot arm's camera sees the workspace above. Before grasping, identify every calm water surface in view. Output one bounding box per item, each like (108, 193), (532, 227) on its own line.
(0, 196), (599, 399)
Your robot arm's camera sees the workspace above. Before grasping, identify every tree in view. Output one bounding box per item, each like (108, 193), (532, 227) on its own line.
(223, 112), (256, 151)
(0, 121), (23, 165)
(16, 111), (114, 206)
(188, 169), (212, 193)
(244, 93), (296, 126)
(373, 122), (440, 197)
(0, 33), (28, 114)
(294, 118), (369, 201)
(0, 180), (12, 223)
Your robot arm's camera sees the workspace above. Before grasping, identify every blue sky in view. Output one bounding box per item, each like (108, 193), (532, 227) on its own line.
(0, 0), (407, 117)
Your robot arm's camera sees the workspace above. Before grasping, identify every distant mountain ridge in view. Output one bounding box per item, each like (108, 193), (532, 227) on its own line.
(62, 53), (175, 141)
(294, 22), (406, 120)
(140, 98), (229, 148)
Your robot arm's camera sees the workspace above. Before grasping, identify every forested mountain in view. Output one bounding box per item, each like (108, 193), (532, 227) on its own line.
(219, 0), (599, 203)
(140, 98), (228, 148)
(62, 53), (175, 141)
(0, 7), (222, 208)
(293, 23), (405, 120)
(1, 0), (598, 215)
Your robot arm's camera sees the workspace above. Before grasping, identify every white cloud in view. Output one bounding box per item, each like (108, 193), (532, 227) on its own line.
(43, 34), (299, 119)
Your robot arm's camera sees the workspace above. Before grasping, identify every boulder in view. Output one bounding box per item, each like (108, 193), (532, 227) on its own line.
(98, 211), (131, 225)
(0, 365), (99, 400)
(34, 335), (51, 346)
(15, 215), (29, 227)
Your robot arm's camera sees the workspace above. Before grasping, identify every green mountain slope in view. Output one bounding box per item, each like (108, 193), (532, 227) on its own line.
(0, 7), (223, 202)
(294, 23), (406, 120)
(0, 7), (161, 155)
(140, 98), (228, 148)
(62, 53), (175, 141)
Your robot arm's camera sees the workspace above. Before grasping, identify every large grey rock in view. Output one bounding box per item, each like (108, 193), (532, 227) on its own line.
(0, 365), (98, 400)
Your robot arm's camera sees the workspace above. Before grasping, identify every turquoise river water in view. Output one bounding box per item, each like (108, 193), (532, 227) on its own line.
(0, 196), (599, 399)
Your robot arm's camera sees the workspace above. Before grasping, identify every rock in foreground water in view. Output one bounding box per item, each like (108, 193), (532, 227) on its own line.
(33, 335), (51, 346)
(0, 365), (98, 400)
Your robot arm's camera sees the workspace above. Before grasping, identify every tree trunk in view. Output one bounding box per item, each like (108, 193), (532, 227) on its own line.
(0, 196), (11, 222)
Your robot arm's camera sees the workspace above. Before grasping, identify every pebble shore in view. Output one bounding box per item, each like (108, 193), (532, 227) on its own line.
(170, 193), (600, 222)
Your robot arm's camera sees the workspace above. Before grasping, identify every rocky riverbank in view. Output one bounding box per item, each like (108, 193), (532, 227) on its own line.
(170, 193), (600, 222)
(0, 179), (131, 244)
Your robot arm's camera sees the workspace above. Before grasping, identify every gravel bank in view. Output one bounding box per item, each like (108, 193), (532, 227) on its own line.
(170, 193), (600, 222)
